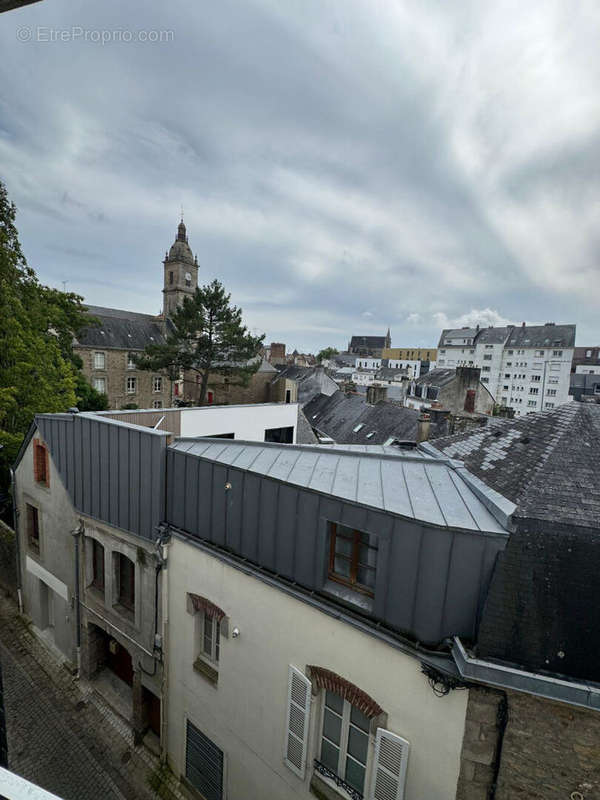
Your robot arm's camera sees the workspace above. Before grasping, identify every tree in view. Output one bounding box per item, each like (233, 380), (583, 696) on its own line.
(0, 180), (94, 491)
(317, 346), (339, 363)
(136, 279), (264, 405)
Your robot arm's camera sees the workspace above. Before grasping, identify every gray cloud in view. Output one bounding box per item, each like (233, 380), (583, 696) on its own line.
(1, 0), (599, 351)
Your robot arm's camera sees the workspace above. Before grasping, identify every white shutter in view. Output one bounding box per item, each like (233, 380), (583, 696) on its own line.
(369, 728), (410, 800)
(283, 665), (311, 779)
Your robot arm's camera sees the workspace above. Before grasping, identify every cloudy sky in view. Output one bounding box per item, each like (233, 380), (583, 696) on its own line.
(1, 0), (599, 352)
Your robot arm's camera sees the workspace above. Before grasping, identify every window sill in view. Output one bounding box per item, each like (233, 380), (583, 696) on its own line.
(193, 657), (218, 686)
(112, 603), (135, 625)
(322, 580), (373, 614)
(310, 769), (360, 800)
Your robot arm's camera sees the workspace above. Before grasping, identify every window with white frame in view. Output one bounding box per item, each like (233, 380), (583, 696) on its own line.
(153, 400), (163, 409)
(529, 387), (539, 395)
(127, 353), (136, 370)
(586, 350), (592, 357)
(94, 351), (105, 370)
(153, 376), (162, 393)
(528, 400), (537, 407)
(319, 691), (370, 796)
(547, 389), (557, 396)
(126, 376), (137, 394)
(93, 377), (106, 393)
(483, 354), (492, 361)
(535, 350), (545, 357)
(553, 350), (563, 357)
(531, 375), (541, 382)
(545, 402), (555, 408)
(201, 612), (220, 664)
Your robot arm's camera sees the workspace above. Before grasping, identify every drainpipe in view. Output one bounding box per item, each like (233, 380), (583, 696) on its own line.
(71, 519), (84, 679)
(9, 467), (23, 615)
(159, 529), (170, 764)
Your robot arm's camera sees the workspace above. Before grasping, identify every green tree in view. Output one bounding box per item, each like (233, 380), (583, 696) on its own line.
(136, 279), (264, 405)
(317, 346), (339, 362)
(0, 180), (94, 489)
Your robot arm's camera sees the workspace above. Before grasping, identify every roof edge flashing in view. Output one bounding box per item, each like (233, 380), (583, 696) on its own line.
(453, 637), (600, 711)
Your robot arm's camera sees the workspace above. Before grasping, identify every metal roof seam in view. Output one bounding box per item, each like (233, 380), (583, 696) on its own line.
(423, 463), (448, 527)
(400, 461), (416, 519)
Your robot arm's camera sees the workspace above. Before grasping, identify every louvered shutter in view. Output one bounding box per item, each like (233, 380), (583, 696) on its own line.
(369, 728), (410, 800)
(283, 665), (311, 779)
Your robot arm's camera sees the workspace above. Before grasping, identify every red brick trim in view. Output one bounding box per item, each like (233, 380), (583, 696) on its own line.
(33, 440), (49, 487)
(187, 593), (226, 621)
(307, 666), (384, 718)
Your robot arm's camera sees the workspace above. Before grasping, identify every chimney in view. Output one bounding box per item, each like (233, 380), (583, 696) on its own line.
(521, 321), (526, 327)
(416, 411), (431, 443)
(367, 385), (388, 405)
(429, 408), (450, 435)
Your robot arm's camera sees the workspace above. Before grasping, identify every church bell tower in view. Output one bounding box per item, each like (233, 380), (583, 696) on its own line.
(162, 220), (199, 317)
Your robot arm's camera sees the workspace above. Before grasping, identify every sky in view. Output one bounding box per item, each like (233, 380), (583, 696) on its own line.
(1, 0), (599, 353)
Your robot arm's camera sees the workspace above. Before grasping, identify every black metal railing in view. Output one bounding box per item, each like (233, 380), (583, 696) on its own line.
(313, 759), (363, 800)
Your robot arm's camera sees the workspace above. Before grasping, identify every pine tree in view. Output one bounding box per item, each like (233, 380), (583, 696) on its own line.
(136, 279), (264, 405)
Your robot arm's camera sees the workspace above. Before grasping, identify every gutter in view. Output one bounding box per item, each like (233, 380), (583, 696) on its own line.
(452, 637), (600, 711)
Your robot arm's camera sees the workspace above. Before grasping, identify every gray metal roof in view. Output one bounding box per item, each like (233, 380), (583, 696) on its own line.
(169, 439), (507, 533)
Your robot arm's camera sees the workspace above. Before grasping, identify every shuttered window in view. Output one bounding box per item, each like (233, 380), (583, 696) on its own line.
(284, 665), (311, 779)
(369, 729), (409, 800)
(185, 720), (223, 800)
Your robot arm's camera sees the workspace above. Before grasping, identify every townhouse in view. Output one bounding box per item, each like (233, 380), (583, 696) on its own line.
(11, 400), (600, 800)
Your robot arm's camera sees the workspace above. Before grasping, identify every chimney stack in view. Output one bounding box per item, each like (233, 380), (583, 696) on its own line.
(416, 411), (431, 443)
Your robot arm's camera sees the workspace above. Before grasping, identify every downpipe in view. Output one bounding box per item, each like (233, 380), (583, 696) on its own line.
(71, 520), (84, 679)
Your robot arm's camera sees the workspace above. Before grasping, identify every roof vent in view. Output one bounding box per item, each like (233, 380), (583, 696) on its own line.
(519, 436), (530, 445)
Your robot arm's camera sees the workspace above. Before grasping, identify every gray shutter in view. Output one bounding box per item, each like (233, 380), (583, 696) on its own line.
(186, 720), (224, 800)
(369, 728), (410, 800)
(284, 665), (311, 779)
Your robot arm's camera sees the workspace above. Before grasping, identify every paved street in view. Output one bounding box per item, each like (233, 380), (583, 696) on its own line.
(0, 593), (182, 800)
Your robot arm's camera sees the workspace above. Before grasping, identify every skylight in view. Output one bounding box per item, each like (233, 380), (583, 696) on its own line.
(366, 431), (375, 439)
(353, 423), (364, 432)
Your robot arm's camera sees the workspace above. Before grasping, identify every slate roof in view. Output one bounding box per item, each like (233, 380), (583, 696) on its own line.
(425, 402), (600, 529)
(438, 328), (478, 345)
(413, 367), (456, 388)
(349, 335), (386, 349)
(374, 367), (407, 381)
(272, 366), (338, 407)
(169, 438), (507, 532)
(504, 323), (575, 349)
(296, 408), (319, 444)
(474, 327), (510, 344)
(303, 391), (443, 445)
(75, 306), (169, 351)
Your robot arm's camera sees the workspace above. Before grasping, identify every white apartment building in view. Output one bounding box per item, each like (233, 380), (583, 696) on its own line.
(437, 323), (575, 416)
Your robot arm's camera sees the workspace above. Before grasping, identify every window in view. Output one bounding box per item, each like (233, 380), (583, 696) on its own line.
(481, 366), (490, 372)
(503, 385), (509, 390)
(553, 350), (563, 357)
(594, 384), (600, 395)
(507, 350), (514, 355)
(153, 376), (162, 393)
(506, 362), (512, 367)
(202, 612), (220, 664)
(169, 271), (174, 285)
(483, 354), (492, 361)
(529, 387), (539, 395)
(116, 553), (135, 611)
(92, 540), (105, 591)
(535, 350), (545, 357)
(185, 720), (223, 800)
(328, 523), (377, 596)
(33, 440), (49, 486)
(153, 400), (163, 409)
(93, 377), (106, 393)
(528, 400), (537, 407)
(265, 426), (294, 444)
(531, 375), (541, 382)
(127, 353), (136, 370)
(586, 350), (592, 357)
(26, 504), (40, 553)
(126, 376), (137, 394)
(545, 402), (555, 408)
(547, 389), (557, 396)
(320, 691), (370, 796)
(481, 377), (489, 383)
(93, 351), (105, 370)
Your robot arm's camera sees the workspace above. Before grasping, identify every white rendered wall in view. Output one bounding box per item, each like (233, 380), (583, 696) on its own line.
(575, 364), (600, 375)
(166, 537), (468, 800)
(179, 403), (298, 441)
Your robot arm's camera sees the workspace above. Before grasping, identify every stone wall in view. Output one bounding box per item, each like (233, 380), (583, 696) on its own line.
(496, 691), (600, 800)
(75, 346), (172, 410)
(456, 686), (504, 800)
(457, 686), (600, 800)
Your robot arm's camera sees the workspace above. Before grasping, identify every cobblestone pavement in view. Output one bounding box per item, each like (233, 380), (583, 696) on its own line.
(0, 592), (185, 800)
